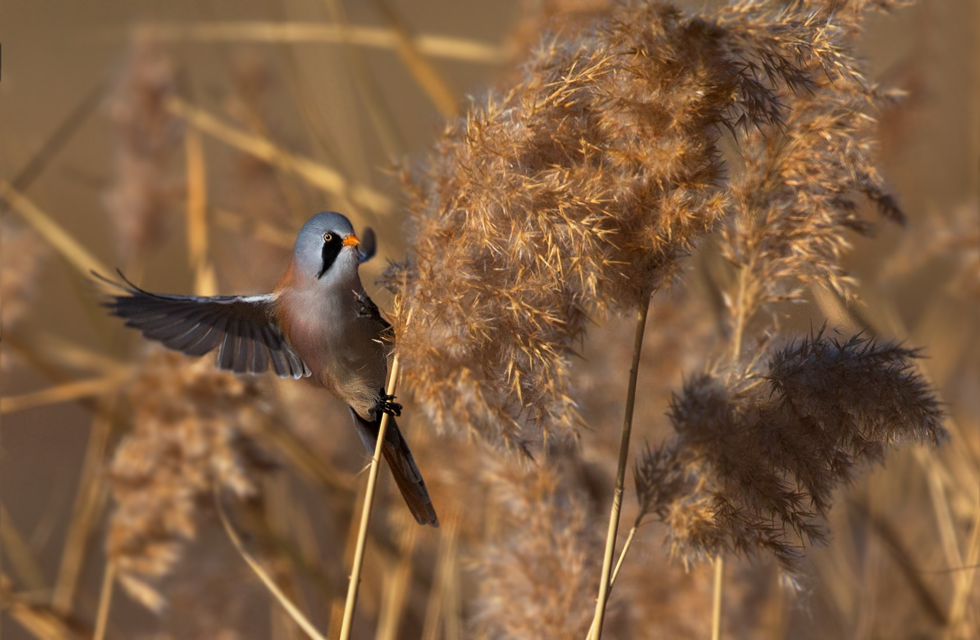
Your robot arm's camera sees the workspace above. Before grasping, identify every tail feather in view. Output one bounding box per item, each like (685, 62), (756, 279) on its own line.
(350, 408), (439, 527)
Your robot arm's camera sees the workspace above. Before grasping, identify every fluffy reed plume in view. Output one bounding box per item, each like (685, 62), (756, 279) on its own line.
(634, 332), (943, 580)
(721, 83), (904, 349)
(106, 348), (270, 611)
(386, 0), (907, 453)
(473, 458), (602, 639)
(0, 218), (47, 369)
(103, 34), (183, 263)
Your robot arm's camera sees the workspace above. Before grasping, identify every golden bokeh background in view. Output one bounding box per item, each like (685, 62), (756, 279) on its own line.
(2, 1), (977, 639)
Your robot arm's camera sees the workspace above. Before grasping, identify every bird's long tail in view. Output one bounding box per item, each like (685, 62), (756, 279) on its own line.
(349, 408), (439, 527)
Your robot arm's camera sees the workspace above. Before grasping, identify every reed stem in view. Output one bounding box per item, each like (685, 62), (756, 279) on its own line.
(339, 354), (402, 640)
(93, 561), (116, 640)
(711, 555), (724, 640)
(586, 524), (638, 640)
(590, 293), (651, 639)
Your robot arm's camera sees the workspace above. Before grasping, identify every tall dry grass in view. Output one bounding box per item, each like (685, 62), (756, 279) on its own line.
(1, 1), (977, 639)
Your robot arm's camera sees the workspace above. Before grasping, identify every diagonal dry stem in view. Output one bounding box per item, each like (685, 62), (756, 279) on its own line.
(1, 374), (129, 415)
(0, 503), (48, 593)
(259, 22), (368, 226)
(212, 207), (295, 248)
(217, 490), (329, 640)
(329, 481), (369, 638)
(51, 401), (115, 617)
(17, 331), (127, 375)
(0, 79), (107, 211)
(372, 0), (458, 118)
(130, 22), (506, 63)
(164, 97), (395, 217)
(585, 523), (638, 639)
(590, 293), (651, 639)
(339, 354), (402, 640)
(0, 182), (113, 282)
(322, 0), (405, 158)
(92, 561), (115, 640)
(2, 575), (88, 640)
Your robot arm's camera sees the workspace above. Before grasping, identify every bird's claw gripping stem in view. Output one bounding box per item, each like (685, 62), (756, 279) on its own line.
(378, 393), (402, 417)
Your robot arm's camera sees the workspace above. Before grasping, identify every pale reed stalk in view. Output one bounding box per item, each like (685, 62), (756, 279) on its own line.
(585, 524), (638, 640)
(590, 293), (651, 639)
(711, 557), (724, 640)
(711, 263), (753, 640)
(339, 354), (402, 640)
(93, 561), (116, 640)
(217, 491), (328, 640)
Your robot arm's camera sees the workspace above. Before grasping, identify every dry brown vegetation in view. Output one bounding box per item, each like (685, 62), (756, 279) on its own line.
(1, 1), (978, 639)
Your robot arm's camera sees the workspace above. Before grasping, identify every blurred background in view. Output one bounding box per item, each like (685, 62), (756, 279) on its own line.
(1, 1), (977, 638)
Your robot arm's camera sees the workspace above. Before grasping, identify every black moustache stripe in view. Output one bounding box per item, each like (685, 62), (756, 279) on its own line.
(317, 234), (344, 279)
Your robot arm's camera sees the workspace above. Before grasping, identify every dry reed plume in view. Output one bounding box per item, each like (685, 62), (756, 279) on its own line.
(635, 332), (943, 580)
(103, 34), (183, 263)
(387, 0), (912, 454)
(473, 457), (602, 639)
(0, 218), (47, 370)
(387, 0), (949, 635)
(106, 347), (270, 611)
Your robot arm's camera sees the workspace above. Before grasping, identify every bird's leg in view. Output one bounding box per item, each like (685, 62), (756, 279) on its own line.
(375, 389), (402, 417)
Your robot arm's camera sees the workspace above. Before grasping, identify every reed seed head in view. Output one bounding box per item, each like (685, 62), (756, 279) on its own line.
(635, 331), (943, 580)
(106, 348), (270, 611)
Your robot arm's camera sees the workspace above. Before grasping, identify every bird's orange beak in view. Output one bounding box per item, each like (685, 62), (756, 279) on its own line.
(342, 234), (360, 247)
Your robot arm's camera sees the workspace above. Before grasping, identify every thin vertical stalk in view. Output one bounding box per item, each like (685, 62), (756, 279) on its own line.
(93, 561), (116, 640)
(339, 355), (402, 640)
(711, 556), (724, 640)
(730, 266), (749, 365)
(945, 489), (980, 639)
(375, 523), (418, 640)
(590, 293), (651, 639)
(51, 401), (114, 616)
(585, 523), (639, 640)
(185, 129), (216, 297)
(712, 263), (752, 640)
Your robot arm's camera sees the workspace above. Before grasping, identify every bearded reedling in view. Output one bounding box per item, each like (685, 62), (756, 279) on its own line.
(98, 211), (438, 526)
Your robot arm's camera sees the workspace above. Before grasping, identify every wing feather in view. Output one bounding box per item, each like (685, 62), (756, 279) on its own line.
(218, 319), (239, 371)
(169, 323), (212, 353)
(185, 314), (230, 357)
(97, 271), (310, 378)
(262, 325), (291, 377)
(143, 308), (213, 341)
(246, 322), (269, 374)
(231, 321), (250, 374)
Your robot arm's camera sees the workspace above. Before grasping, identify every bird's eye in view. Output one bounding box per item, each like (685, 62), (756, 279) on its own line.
(323, 233), (333, 243)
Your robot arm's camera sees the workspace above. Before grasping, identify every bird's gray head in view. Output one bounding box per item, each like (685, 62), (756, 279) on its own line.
(293, 212), (360, 281)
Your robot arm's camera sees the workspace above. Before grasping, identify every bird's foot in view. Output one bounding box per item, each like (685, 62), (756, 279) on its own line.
(377, 393), (402, 417)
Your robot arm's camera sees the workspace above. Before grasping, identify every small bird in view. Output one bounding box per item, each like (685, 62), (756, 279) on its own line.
(97, 212), (438, 526)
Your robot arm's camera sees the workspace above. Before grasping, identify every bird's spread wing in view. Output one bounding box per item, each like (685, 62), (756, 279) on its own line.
(95, 271), (311, 378)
